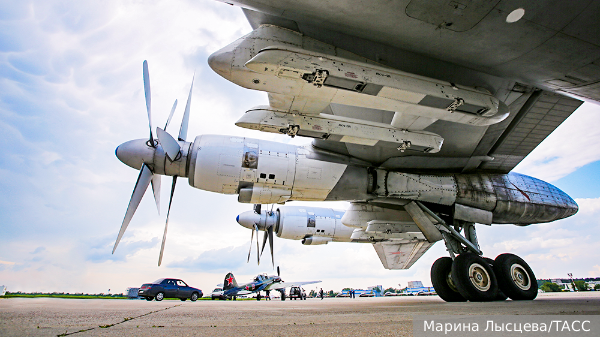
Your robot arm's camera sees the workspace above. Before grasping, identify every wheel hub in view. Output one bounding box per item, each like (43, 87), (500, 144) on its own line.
(446, 272), (459, 292)
(510, 264), (531, 290)
(468, 263), (491, 291)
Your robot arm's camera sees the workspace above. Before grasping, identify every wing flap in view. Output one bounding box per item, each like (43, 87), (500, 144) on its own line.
(480, 91), (582, 172)
(373, 241), (435, 270)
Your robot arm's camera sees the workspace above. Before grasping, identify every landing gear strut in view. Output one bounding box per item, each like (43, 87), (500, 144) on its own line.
(416, 201), (537, 302)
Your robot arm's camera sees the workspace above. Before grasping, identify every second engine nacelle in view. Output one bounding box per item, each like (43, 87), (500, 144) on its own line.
(236, 206), (354, 242)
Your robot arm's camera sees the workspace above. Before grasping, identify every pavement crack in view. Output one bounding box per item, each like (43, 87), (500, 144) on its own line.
(56, 304), (182, 336)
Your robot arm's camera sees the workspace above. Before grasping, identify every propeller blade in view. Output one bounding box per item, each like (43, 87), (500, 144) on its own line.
(151, 174), (161, 215)
(277, 266), (280, 277)
(254, 224), (260, 265)
(268, 225), (274, 267)
(113, 164), (153, 254)
(247, 225), (255, 263)
(260, 230), (268, 257)
(164, 99), (178, 131)
(156, 127), (181, 161)
(158, 176), (177, 266)
(178, 73), (194, 142)
(142, 60), (154, 145)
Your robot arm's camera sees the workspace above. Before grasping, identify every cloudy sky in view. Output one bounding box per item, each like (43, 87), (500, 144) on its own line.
(1, 0), (599, 295)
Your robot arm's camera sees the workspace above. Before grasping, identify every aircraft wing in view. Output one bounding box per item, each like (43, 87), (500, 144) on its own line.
(218, 1), (593, 173)
(266, 280), (321, 291)
(372, 241), (435, 270)
(311, 90), (582, 173)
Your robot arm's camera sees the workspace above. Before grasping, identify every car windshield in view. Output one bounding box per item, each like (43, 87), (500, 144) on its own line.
(152, 278), (165, 284)
(213, 288), (223, 292)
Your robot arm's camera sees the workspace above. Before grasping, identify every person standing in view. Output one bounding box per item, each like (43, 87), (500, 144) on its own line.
(265, 289), (271, 301)
(319, 288), (324, 300)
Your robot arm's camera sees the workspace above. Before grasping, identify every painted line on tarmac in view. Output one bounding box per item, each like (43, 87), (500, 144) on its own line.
(56, 304), (183, 337)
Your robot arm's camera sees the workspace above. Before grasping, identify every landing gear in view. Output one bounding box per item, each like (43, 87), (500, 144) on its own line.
(451, 253), (498, 302)
(430, 257), (465, 302)
(493, 253), (537, 300)
(415, 201), (538, 303)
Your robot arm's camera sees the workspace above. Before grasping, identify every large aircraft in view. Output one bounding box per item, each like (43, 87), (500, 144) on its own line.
(221, 270), (320, 300)
(112, 1), (600, 302)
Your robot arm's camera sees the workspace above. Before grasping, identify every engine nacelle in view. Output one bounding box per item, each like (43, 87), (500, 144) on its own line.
(187, 134), (353, 203)
(275, 206), (352, 242)
(236, 206), (353, 242)
(302, 236), (332, 245)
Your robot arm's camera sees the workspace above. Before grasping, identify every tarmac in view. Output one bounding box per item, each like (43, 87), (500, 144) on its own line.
(1, 292), (600, 336)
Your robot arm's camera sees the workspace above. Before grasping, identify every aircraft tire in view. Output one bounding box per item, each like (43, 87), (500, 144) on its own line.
(483, 258), (508, 301)
(451, 253), (499, 302)
(155, 292), (165, 301)
(493, 253), (538, 301)
(430, 257), (466, 302)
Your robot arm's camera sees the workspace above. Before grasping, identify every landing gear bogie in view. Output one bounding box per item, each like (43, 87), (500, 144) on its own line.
(451, 253), (499, 302)
(431, 257), (466, 302)
(493, 253), (538, 301)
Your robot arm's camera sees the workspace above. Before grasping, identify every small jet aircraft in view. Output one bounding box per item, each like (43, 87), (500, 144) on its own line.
(222, 268), (320, 300)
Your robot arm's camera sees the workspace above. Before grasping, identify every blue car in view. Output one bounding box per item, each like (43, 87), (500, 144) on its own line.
(138, 278), (203, 301)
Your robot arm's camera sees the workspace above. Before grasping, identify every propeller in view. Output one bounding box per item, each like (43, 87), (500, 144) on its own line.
(247, 223), (262, 264)
(113, 60), (195, 267)
(155, 73), (194, 266)
(242, 204), (276, 267)
(260, 223), (275, 267)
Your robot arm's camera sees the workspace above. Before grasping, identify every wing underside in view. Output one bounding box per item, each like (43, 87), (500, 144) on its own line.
(311, 89), (582, 173)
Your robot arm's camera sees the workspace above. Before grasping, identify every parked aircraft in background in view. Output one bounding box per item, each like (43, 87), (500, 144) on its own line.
(221, 269), (320, 300)
(112, 0), (600, 302)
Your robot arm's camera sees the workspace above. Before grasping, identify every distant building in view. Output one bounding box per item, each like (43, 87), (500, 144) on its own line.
(408, 281), (423, 288)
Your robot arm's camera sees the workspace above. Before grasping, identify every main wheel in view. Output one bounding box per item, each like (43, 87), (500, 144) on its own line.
(430, 257), (466, 302)
(191, 292), (199, 302)
(493, 253), (538, 300)
(451, 253), (499, 302)
(155, 292), (165, 301)
(483, 258), (508, 301)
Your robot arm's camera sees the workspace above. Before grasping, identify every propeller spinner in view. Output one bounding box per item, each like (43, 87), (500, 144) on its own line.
(113, 60), (194, 266)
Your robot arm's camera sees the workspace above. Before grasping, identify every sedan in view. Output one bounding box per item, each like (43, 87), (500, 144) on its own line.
(138, 278), (203, 301)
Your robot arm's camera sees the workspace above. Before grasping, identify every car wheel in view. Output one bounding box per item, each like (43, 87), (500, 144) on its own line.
(155, 292), (165, 301)
(145, 297), (153, 301)
(191, 292), (199, 302)
(180, 298), (187, 301)
(211, 296), (215, 300)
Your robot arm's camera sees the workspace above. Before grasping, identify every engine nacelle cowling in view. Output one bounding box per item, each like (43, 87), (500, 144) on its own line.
(236, 206), (353, 242)
(302, 236), (332, 245)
